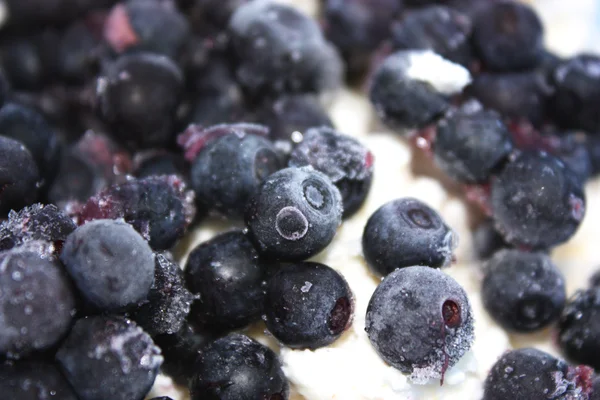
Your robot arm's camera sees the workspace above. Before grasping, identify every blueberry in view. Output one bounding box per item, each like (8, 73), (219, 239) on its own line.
(491, 150), (585, 249)
(289, 127), (373, 218)
(365, 266), (474, 383)
(183, 0), (246, 31)
(483, 348), (587, 400)
(482, 249), (566, 332)
(189, 333), (289, 400)
(362, 198), (457, 277)
(264, 261), (353, 349)
(57, 21), (101, 84)
(134, 151), (189, 180)
(228, 1), (342, 95)
(0, 135), (40, 216)
(472, 1), (544, 71)
(130, 253), (194, 336)
(0, 242), (77, 359)
(558, 288), (600, 369)
(391, 5), (472, 67)
(97, 52), (184, 149)
(190, 126), (282, 217)
(433, 105), (513, 183)
(587, 135), (600, 178)
(0, 70), (8, 108)
(60, 219), (155, 311)
(56, 316), (163, 400)
(245, 166), (343, 261)
(592, 376), (600, 400)
(553, 132), (592, 183)
(0, 103), (61, 187)
(184, 231), (267, 332)
(0, 360), (78, 400)
(549, 55), (600, 132)
(0, 36), (46, 91)
(472, 219), (511, 260)
(77, 175), (196, 250)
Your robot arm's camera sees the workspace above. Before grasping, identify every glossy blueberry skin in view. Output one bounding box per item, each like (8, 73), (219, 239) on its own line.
(558, 288), (600, 370)
(0, 135), (40, 216)
(433, 106), (513, 183)
(245, 166), (343, 261)
(0, 360), (78, 400)
(0, 243), (77, 359)
(482, 249), (566, 332)
(365, 266), (474, 382)
(362, 198), (456, 277)
(472, 1), (544, 71)
(483, 348), (582, 400)
(190, 129), (282, 218)
(60, 219), (155, 311)
(264, 262), (353, 349)
(289, 127), (373, 218)
(491, 151), (585, 249)
(56, 316), (163, 400)
(184, 231), (267, 332)
(190, 333), (289, 400)
(370, 51), (450, 131)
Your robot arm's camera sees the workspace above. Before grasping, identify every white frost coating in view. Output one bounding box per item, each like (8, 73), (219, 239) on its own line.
(404, 50), (472, 95)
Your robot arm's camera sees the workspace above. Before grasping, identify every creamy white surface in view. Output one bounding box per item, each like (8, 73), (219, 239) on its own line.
(404, 50), (472, 95)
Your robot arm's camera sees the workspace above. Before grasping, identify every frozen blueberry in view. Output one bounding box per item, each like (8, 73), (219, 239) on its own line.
(245, 166), (343, 261)
(592, 376), (600, 400)
(491, 150), (585, 249)
(391, 5), (472, 66)
(558, 288), (600, 369)
(482, 249), (566, 332)
(289, 127), (373, 218)
(130, 253), (194, 337)
(264, 261), (353, 349)
(190, 126), (282, 218)
(472, 219), (511, 260)
(182, 0), (246, 31)
(77, 175), (196, 250)
(433, 105), (513, 183)
(365, 266), (474, 383)
(362, 198), (457, 277)
(97, 52), (184, 149)
(190, 333), (289, 400)
(587, 136), (600, 178)
(483, 348), (588, 400)
(0, 135), (40, 215)
(60, 219), (155, 311)
(472, 1), (544, 71)
(0, 203), (76, 252)
(134, 151), (188, 180)
(228, 1), (342, 95)
(57, 21), (101, 84)
(553, 132), (592, 183)
(0, 360), (78, 400)
(0, 36), (46, 91)
(56, 316), (163, 400)
(549, 54), (600, 132)
(0, 242), (77, 359)
(184, 231), (267, 332)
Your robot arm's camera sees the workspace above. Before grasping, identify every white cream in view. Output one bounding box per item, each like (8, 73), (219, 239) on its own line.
(404, 50), (472, 96)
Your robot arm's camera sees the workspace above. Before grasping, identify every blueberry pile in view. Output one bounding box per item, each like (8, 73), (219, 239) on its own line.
(0, 0), (599, 399)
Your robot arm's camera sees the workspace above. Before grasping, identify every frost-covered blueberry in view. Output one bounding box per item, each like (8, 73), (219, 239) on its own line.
(60, 219), (155, 311)
(491, 151), (585, 249)
(56, 316), (163, 400)
(362, 198), (457, 277)
(482, 249), (566, 332)
(0, 135), (40, 215)
(190, 333), (289, 400)
(0, 360), (78, 400)
(289, 126), (373, 218)
(264, 262), (353, 349)
(365, 266), (474, 383)
(245, 166), (343, 261)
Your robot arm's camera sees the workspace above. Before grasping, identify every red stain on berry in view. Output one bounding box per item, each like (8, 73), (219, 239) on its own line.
(104, 4), (139, 53)
(365, 151), (374, 169)
(327, 296), (353, 335)
(442, 300), (461, 328)
(568, 365), (594, 396)
(463, 183), (492, 216)
(569, 194), (585, 221)
(411, 125), (437, 156)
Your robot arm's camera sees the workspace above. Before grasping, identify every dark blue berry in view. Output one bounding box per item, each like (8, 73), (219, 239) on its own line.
(245, 166), (343, 261)
(289, 127), (373, 218)
(0, 70), (8, 108)
(362, 198), (457, 277)
(483, 348), (587, 400)
(433, 104), (513, 183)
(472, 219), (511, 260)
(587, 135), (600, 178)
(592, 376), (600, 400)
(134, 151), (188, 180)
(0, 36), (46, 91)
(264, 261), (353, 349)
(60, 219), (155, 311)
(190, 126), (282, 218)
(0, 360), (78, 400)
(482, 249), (566, 332)
(57, 21), (101, 84)
(365, 266), (474, 383)
(184, 231), (267, 332)
(0, 242), (77, 359)
(472, 1), (544, 71)
(189, 333), (289, 400)
(553, 132), (592, 183)
(56, 316), (163, 400)
(0, 135), (40, 215)
(491, 150), (585, 249)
